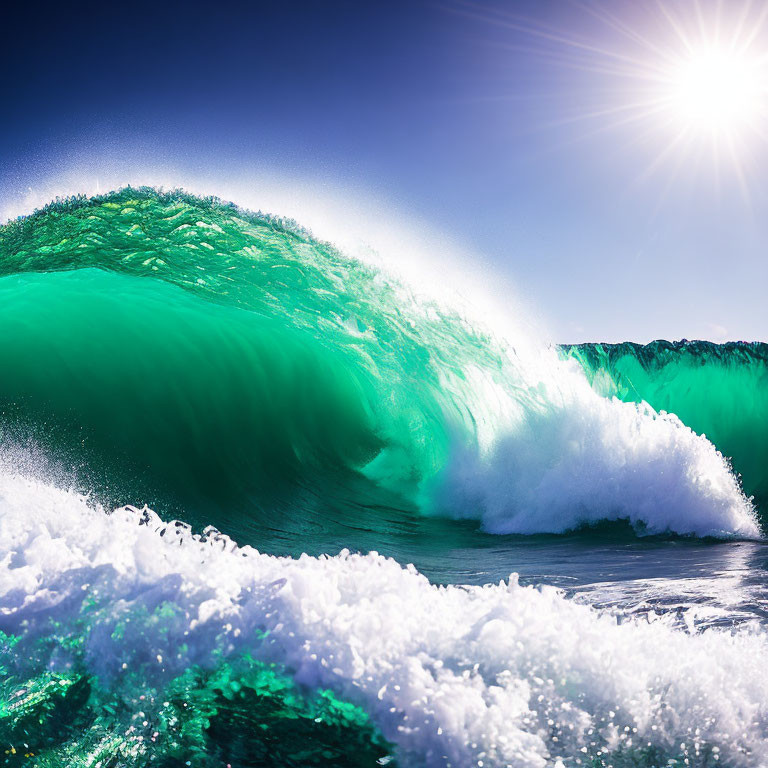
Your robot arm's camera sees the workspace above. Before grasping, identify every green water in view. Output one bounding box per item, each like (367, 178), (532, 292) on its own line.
(0, 268), (383, 517)
(0, 647), (391, 767)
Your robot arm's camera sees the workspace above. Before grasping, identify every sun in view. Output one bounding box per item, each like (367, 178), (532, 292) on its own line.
(569, 1), (768, 189)
(664, 44), (766, 138)
(452, 0), (768, 188)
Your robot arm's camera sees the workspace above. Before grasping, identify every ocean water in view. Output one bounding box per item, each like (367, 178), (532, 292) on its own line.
(0, 188), (765, 767)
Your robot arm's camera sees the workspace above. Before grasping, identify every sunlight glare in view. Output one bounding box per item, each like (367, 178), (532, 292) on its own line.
(667, 46), (764, 136)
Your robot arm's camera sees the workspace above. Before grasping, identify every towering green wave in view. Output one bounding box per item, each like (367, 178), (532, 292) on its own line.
(0, 187), (759, 540)
(561, 341), (768, 510)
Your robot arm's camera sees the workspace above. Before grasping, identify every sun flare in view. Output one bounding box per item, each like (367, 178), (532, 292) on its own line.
(665, 45), (766, 137)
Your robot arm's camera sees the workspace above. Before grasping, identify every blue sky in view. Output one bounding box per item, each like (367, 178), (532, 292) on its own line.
(1, 0), (766, 342)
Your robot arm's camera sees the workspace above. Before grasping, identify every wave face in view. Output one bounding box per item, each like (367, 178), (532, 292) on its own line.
(562, 342), (768, 512)
(2, 469), (768, 767)
(0, 188), (759, 538)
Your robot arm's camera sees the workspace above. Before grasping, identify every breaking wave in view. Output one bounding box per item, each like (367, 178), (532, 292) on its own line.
(0, 188), (759, 539)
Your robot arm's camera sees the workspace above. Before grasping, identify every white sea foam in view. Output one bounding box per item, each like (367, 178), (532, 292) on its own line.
(1, 467), (766, 767)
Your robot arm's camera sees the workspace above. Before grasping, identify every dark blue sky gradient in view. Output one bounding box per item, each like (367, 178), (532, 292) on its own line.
(1, 0), (766, 341)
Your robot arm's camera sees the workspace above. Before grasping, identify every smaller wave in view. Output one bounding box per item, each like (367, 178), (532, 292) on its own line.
(562, 341), (768, 515)
(1, 467), (768, 767)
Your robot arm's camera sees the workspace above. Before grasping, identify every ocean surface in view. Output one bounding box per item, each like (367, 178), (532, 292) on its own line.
(0, 188), (766, 767)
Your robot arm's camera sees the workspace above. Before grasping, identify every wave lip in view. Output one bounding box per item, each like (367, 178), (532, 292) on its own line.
(2, 470), (768, 767)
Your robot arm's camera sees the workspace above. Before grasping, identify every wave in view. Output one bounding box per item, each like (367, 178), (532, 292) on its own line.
(1, 467), (767, 767)
(562, 341), (768, 511)
(0, 187), (759, 538)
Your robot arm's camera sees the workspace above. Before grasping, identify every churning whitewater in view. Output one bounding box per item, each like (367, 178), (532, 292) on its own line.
(2, 467), (768, 767)
(0, 188), (766, 767)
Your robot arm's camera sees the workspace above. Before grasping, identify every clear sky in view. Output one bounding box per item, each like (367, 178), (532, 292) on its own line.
(1, 0), (766, 343)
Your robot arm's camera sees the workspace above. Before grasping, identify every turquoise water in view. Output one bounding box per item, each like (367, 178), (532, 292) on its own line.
(0, 188), (766, 767)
